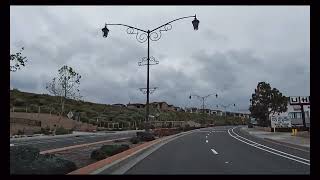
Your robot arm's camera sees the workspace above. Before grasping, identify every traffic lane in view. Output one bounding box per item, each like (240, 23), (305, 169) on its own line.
(207, 129), (309, 174)
(233, 127), (310, 160)
(126, 131), (226, 174)
(126, 127), (309, 174)
(12, 133), (136, 151)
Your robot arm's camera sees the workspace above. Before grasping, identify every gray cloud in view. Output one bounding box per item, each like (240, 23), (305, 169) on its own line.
(10, 6), (310, 113)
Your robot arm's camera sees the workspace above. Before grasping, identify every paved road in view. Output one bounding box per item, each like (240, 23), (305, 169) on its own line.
(125, 126), (310, 174)
(10, 130), (141, 151)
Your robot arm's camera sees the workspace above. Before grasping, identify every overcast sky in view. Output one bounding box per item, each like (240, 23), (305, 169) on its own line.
(10, 6), (310, 112)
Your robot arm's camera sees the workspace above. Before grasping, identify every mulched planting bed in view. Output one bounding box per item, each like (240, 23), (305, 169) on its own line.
(53, 138), (146, 169)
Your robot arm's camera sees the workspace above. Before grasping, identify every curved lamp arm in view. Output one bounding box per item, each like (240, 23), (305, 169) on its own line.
(105, 23), (147, 33)
(105, 15), (196, 34)
(150, 15), (196, 33)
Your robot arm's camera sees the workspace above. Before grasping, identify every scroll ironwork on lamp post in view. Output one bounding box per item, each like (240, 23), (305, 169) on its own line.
(102, 15), (200, 132)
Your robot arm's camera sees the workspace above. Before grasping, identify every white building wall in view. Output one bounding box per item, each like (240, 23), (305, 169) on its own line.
(269, 103), (310, 127)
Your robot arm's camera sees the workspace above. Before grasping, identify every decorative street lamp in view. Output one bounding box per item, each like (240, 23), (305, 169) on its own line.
(102, 15), (199, 132)
(102, 24), (109, 38)
(217, 103), (236, 118)
(189, 93), (218, 125)
(192, 15), (200, 30)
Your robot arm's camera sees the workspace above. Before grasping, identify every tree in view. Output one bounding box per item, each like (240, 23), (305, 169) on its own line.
(249, 82), (288, 127)
(10, 47), (28, 72)
(46, 65), (82, 116)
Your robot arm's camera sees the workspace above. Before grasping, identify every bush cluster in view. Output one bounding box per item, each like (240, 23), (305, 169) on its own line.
(129, 136), (140, 144)
(55, 126), (71, 135)
(136, 131), (155, 141)
(10, 145), (77, 174)
(90, 144), (130, 161)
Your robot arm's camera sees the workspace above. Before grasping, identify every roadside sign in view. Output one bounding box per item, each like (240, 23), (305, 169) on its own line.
(271, 116), (291, 128)
(67, 111), (73, 119)
(290, 96), (310, 105)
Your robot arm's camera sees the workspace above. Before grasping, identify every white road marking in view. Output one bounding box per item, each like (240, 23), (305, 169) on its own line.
(225, 161), (229, 164)
(206, 140), (208, 143)
(231, 127), (309, 162)
(228, 127), (310, 166)
(263, 138), (310, 153)
(211, 148), (218, 154)
(206, 136), (208, 139)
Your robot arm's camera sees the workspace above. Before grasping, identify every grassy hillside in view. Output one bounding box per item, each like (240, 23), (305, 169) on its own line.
(10, 89), (249, 128)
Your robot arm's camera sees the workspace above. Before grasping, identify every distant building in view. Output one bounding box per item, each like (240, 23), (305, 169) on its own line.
(269, 98), (310, 128)
(127, 103), (145, 109)
(150, 102), (167, 110)
(112, 104), (126, 108)
(209, 109), (221, 116)
(174, 106), (183, 112)
(167, 105), (175, 111)
(185, 107), (198, 113)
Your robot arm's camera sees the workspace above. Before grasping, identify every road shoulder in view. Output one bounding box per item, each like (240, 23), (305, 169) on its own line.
(240, 126), (310, 152)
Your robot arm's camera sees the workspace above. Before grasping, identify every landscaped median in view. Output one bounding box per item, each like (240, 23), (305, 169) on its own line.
(67, 128), (197, 175)
(10, 127), (199, 174)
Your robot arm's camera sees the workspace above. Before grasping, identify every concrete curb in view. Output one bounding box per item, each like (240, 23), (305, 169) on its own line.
(68, 129), (198, 175)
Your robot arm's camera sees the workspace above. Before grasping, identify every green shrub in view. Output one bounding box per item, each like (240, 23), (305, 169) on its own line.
(130, 137), (140, 144)
(10, 145), (77, 174)
(137, 132), (155, 141)
(55, 126), (71, 135)
(40, 126), (51, 135)
(14, 99), (26, 106)
(90, 149), (106, 161)
(90, 144), (130, 161)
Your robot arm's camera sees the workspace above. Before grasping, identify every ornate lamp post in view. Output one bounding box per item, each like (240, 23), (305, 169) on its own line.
(189, 93), (218, 125)
(217, 103), (236, 120)
(102, 15), (199, 132)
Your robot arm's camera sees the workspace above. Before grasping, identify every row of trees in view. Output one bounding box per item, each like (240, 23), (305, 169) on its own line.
(11, 47), (82, 117)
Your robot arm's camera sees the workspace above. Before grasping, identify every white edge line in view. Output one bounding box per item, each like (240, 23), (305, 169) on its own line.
(231, 127), (309, 162)
(228, 128), (310, 166)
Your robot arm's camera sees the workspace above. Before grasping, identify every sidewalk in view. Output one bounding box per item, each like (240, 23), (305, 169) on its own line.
(241, 127), (310, 150)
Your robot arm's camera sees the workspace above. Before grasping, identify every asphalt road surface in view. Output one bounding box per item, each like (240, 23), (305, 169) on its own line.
(10, 130), (140, 151)
(125, 126), (310, 174)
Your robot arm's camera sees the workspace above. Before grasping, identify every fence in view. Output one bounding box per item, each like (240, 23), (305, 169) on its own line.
(10, 105), (143, 131)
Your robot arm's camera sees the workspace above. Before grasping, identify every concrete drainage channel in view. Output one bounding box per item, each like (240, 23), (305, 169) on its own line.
(90, 130), (197, 174)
